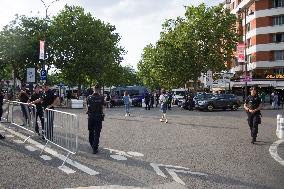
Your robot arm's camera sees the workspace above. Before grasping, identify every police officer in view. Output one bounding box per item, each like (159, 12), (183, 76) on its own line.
(86, 85), (105, 154)
(244, 86), (262, 144)
(42, 82), (59, 140)
(29, 84), (44, 136)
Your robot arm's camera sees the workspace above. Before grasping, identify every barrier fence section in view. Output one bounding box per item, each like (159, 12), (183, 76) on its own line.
(1, 100), (10, 122)
(10, 101), (37, 142)
(42, 108), (79, 166)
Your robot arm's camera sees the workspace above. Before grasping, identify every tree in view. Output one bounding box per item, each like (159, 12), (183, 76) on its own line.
(49, 5), (124, 91)
(138, 3), (238, 91)
(0, 15), (46, 83)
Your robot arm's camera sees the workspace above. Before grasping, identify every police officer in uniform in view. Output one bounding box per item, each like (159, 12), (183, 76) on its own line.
(42, 82), (59, 140)
(86, 85), (105, 154)
(29, 84), (45, 136)
(244, 86), (262, 144)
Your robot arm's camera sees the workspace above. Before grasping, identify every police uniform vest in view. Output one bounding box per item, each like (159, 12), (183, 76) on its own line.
(245, 95), (261, 114)
(87, 93), (104, 117)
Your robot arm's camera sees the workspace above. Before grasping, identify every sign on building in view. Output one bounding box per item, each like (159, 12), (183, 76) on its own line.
(39, 40), (45, 60)
(237, 43), (245, 63)
(27, 68), (35, 83)
(206, 70), (213, 87)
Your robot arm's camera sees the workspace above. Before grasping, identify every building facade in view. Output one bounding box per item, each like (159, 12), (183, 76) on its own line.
(226, 0), (284, 94)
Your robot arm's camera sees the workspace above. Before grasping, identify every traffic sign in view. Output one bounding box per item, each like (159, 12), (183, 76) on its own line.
(40, 70), (47, 81)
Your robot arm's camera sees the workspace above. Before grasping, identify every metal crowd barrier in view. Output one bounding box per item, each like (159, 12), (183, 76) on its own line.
(10, 101), (37, 142)
(41, 108), (79, 166)
(1, 100), (10, 122)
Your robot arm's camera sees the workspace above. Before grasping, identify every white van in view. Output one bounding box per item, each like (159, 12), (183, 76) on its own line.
(172, 88), (186, 106)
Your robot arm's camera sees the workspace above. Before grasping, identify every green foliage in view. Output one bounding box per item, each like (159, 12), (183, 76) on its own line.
(49, 5), (124, 88)
(138, 3), (238, 91)
(0, 15), (46, 82)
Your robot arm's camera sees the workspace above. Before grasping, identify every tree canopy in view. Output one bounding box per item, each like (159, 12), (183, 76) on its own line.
(137, 3), (238, 91)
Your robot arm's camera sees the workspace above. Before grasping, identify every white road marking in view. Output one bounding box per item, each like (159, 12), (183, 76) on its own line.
(40, 155), (52, 161)
(104, 148), (132, 157)
(150, 163), (207, 186)
(5, 134), (14, 138)
(25, 145), (37, 152)
(65, 182), (186, 189)
(110, 155), (128, 161)
(1, 125), (99, 176)
(58, 165), (76, 174)
(269, 140), (284, 166)
(127, 152), (144, 157)
(0, 130), (5, 133)
(13, 139), (24, 144)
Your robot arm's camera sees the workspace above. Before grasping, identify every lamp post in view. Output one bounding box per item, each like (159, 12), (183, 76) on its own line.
(238, 7), (254, 100)
(39, 0), (60, 81)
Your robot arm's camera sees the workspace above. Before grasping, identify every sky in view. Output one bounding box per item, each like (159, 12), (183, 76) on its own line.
(0, 0), (222, 69)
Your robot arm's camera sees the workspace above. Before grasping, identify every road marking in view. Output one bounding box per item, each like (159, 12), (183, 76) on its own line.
(127, 152), (144, 157)
(5, 134), (14, 138)
(25, 145), (37, 152)
(150, 163), (207, 186)
(13, 139), (24, 144)
(269, 140), (284, 166)
(110, 155), (128, 161)
(0, 130), (5, 133)
(1, 125), (99, 176)
(58, 165), (76, 174)
(40, 155), (52, 161)
(104, 148), (132, 157)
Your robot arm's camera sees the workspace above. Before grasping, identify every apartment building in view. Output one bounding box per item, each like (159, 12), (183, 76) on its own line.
(226, 0), (284, 92)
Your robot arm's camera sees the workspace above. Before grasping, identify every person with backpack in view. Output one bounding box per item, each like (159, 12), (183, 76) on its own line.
(159, 89), (168, 123)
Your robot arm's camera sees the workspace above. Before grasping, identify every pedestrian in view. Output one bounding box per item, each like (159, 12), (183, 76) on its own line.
(29, 84), (44, 136)
(123, 91), (131, 116)
(159, 89), (168, 123)
(155, 93), (159, 108)
(105, 93), (111, 108)
(150, 93), (155, 108)
(260, 91), (266, 107)
(0, 90), (4, 122)
(273, 92), (279, 109)
(86, 85), (105, 154)
(18, 87), (30, 126)
(42, 82), (59, 141)
(244, 86), (262, 144)
(167, 92), (172, 110)
(144, 92), (150, 110)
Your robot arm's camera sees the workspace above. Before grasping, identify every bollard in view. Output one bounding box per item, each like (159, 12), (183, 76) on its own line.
(279, 118), (284, 139)
(277, 114), (282, 138)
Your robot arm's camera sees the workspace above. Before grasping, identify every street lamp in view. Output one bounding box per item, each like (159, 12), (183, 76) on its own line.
(39, 0), (60, 81)
(238, 7), (254, 99)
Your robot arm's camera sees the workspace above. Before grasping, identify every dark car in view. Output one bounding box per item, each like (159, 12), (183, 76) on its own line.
(193, 93), (214, 108)
(197, 94), (241, 111)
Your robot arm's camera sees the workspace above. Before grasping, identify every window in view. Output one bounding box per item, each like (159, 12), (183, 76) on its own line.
(246, 23), (251, 32)
(273, 0), (284, 8)
(273, 15), (284, 26)
(274, 50), (284, 60)
(273, 33), (284, 42)
(273, 68), (284, 74)
(247, 38), (252, 46)
(247, 54), (253, 63)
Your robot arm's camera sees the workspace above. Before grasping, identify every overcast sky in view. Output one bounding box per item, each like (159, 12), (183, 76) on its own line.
(0, 0), (222, 69)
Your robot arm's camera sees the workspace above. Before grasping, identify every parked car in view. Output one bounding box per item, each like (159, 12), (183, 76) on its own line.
(197, 94), (241, 111)
(193, 93), (214, 108)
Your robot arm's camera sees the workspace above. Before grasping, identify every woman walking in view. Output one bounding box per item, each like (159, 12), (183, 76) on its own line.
(123, 91), (131, 116)
(159, 89), (168, 123)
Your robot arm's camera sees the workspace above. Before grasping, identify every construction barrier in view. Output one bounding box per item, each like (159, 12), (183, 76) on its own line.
(41, 108), (79, 166)
(10, 101), (37, 142)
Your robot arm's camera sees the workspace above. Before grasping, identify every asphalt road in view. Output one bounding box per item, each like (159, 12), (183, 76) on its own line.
(0, 106), (283, 189)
